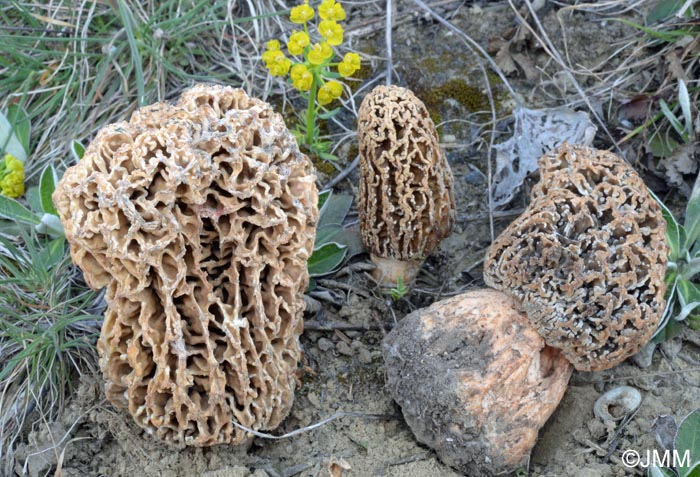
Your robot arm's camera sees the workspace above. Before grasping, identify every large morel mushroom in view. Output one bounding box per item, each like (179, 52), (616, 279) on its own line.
(484, 143), (668, 372)
(357, 85), (455, 285)
(53, 84), (318, 445)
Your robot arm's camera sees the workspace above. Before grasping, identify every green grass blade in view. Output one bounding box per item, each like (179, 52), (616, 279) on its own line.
(116, 1), (146, 105)
(660, 99), (690, 142)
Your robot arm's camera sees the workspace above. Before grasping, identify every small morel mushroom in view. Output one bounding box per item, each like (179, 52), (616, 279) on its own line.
(357, 85), (455, 285)
(484, 143), (668, 372)
(53, 84), (318, 445)
(383, 289), (572, 476)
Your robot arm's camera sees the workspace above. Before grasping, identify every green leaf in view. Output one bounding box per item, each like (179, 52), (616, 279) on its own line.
(650, 188), (682, 262)
(675, 410), (700, 477)
(647, 0), (685, 23)
(71, 140), (85, 161)
(318, 152), (339, 162)
(689, 314), (700, 331)
(613, 18), (690, 43)
(0, 195), (41, 226)
(307, 277), (317, 292)
(679, 80), (693, 136)
(649, 132), (679, 158)
(36, 237), (66, 270)
(308, 242), (347, 277)
(318, 108), (341, 120)
(0, 109), (28, 162)
(6, 104), (30, 156)
(0, 219), (24, 238)
(686, 172), (700, 251)
(677, 279), (700, 321)
(648, 466), (677, 477)
(687, 464), (700, 477)
(317, 189), (331, 211)
(319, 70), (341, 79)
(315, 224), (344, 247)
(39, 164), (58, 216)
(35, 213), (64, 238)
(318, 193), (353, 228)
(660, 99), (690, 142)
(25, 186), (42, 214)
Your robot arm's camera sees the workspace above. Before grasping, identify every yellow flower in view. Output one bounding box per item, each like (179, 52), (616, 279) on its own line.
(0, 154), (25, 198)
(290, 1), (314, 23)
(318, 20), (343, 46)
(265, 51), (291, 76)
(338, 52), (361, 77)
(291, 64), (313, 91)
(262, 40), (282, 65)
(308, 42), (333, 65)
(287, 31), (310, 56)
(318, 80), (343, 105)
(319, 0), (346, 21)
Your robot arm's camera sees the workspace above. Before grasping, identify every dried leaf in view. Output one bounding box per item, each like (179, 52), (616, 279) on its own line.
(494, 41), (518, 76)
(659, 142), (698, 196)
(511, 53), (539, 81)
(328, 457), (351, 477)
(619, 95), (653, 122)
(654, 415), (678, 450)
(491, 107), (597, 206)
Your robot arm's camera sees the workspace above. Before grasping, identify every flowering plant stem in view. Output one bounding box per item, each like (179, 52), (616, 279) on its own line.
(306, 71), (319, 147)
(262, 0), (362, 161)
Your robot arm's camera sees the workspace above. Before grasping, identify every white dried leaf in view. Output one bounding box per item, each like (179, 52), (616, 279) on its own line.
(491, 106), (597, 207)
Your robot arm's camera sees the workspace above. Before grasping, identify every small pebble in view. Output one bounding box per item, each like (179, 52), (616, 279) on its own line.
(358, 348), (372, 364)
(660, 339), (682, 360)
(586, 419), (606, 440)
(307, 392), (321, 408)
(631, 341), (656, 368)
(464, 169), (486, 186)
(317, 337), (334, 352)
(336, 341), (354, 356)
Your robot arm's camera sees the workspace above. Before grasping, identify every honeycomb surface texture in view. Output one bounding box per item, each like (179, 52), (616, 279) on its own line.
(357, 85), (455, 263)
(53, 84), (318, 445)
(484, 143), (667, 371)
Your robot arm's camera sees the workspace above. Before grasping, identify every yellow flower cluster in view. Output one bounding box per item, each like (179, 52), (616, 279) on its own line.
(291, 64), (313, 91)
(318, 81), (343, 105)
(338, 52), (361, 77)
(261, 40), (291, 76)
(262, 0), (361, 105)
(0, 153), (25, 198)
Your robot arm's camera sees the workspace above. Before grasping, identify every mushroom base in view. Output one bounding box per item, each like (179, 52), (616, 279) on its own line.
(369, 254), (422, 287)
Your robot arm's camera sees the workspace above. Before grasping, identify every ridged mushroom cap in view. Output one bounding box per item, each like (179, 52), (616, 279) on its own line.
(357, 85), (455, 284)
(484, 143), (667, 371)
(53, 84), (318, 445)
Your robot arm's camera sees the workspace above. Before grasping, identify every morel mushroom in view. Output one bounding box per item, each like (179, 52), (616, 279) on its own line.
(484, 143), (667, 372)
(53, 84), (318, 445)
(357, 85), (455, 285)
(383, 289), (572, 476)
